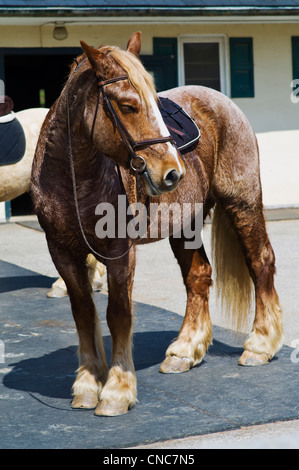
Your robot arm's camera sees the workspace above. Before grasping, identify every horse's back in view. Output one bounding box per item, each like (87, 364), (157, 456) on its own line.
(160, 85), (260, 204)
(159, 85), (255, 138)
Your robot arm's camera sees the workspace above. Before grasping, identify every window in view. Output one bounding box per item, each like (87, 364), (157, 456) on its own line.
(179, 36), (228, 95)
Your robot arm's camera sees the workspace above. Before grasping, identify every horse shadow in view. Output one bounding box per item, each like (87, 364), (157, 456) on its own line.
(2, 330), (244, 401)
(0, 274), (55, 294)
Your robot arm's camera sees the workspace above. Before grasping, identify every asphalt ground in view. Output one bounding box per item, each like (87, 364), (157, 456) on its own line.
(0, 208), (299, 449)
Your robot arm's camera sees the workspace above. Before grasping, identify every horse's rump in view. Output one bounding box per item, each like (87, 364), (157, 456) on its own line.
(0, 107), (48, 203)
(0, 114), (26, 166)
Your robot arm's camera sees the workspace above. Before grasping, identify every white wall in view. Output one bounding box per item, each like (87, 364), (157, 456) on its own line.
(0, 20), (298, 133)
(0, 202), (7, 222)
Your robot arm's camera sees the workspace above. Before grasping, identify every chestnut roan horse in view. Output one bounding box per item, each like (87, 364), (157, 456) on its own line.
(31, 32), (283, 416)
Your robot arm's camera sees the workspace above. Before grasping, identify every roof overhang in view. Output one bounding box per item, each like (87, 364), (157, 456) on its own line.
(1, 6), (299, 25)
(1, 5), (299, 17)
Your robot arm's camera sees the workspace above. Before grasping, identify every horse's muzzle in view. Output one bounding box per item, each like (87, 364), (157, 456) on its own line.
(163, 168), (180, 188)
(141, 167), (183, 196)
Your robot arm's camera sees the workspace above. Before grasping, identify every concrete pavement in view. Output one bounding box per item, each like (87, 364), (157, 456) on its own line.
(1, 210), (299, 448)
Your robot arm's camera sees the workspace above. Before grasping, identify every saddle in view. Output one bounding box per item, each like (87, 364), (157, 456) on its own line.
(0, 96), (26, 166)
(158, 97), (201, 153)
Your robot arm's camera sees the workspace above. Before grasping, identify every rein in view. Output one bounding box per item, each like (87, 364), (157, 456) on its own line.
(66, 58), (173, 261)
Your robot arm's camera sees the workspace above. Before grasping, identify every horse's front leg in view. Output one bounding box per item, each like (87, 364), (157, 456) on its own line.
(47, 243), (108, 409)
(160, 238), (213, 373)
(95, 248), (136, 416)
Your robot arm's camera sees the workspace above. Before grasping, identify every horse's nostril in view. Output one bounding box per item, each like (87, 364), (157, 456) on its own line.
(164, 169), (180, 187)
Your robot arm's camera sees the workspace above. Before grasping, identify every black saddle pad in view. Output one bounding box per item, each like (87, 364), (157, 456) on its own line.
(158, 97), (200, 153)
(0, 117), (26, 166)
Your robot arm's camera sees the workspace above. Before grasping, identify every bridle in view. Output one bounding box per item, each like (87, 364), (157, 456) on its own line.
(66, 57), (176, 260)
(91, 74), (176, 175)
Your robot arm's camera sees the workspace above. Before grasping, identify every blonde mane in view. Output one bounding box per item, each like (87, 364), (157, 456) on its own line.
(99, 45), (157, 108)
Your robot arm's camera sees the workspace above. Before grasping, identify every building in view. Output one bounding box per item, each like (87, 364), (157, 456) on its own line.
(0, 1), (299, 216)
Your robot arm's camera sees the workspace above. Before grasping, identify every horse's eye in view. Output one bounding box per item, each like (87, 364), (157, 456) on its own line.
(119, 104), (135, 114)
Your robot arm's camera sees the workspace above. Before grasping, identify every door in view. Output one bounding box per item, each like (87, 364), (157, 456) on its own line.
(0, 48), (80, 215)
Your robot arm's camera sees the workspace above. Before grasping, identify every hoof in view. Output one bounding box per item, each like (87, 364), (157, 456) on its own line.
(159, 355), (193, 374)
(94, 399), (131, 417)
(71, 391), (98, 410)
(47, 286), (68, 298)
(91, 279), (103, 292)
(238, 350), (269, 366)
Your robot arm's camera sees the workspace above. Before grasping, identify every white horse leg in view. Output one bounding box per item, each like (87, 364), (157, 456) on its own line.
(47, 276), (68, 298)
(47, 254), (106, 298)
(87, 254), (106, 291)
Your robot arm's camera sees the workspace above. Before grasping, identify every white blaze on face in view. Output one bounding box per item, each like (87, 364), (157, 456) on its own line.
(149, 94), (183, 176)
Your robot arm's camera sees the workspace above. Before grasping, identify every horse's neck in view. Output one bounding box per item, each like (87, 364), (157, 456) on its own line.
(52, 88), (124, 202)
(52, 93), (94, 168)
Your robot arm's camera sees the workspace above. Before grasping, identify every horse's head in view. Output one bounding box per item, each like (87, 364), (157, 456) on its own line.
(80, 32), (185, 196)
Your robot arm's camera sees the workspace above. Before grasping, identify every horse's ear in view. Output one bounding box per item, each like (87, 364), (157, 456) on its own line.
(126, 32), (141, 57)
(80, 41), (104, 72)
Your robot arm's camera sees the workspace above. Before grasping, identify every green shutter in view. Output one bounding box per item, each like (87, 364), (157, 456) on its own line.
(230, 38), (254, 98)
(153, 38), (178, 89)
(5, 201), (11, 221)
(153, 37), (177, 57)
(292, 37), (299, 80)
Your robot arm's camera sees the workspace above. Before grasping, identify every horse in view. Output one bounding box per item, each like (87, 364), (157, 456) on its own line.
(31, 32), (283, 417)
(0, 105), (48, 202)
(0, 99), (105, 297)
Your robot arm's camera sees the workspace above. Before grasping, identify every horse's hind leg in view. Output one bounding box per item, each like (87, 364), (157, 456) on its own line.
(160, 238), (213, 373)
(215, 202), (283, 366)
(238, 210), (283, 365)
(47, 243), (108, 408)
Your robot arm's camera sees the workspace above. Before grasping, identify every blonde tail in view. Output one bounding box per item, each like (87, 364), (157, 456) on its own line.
(211, 204), (253, 333)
